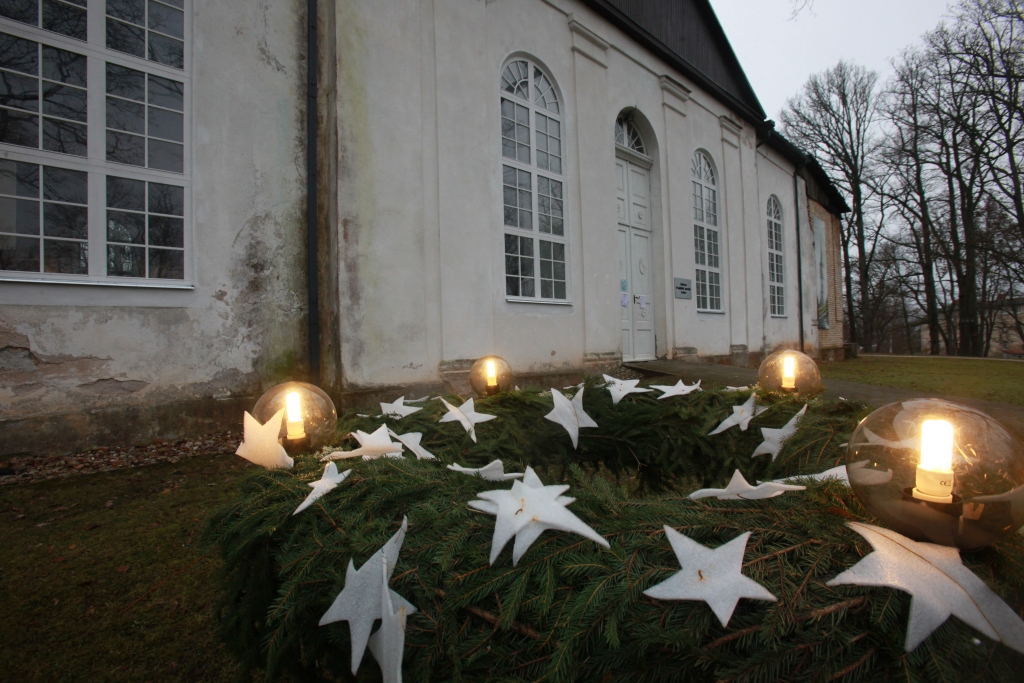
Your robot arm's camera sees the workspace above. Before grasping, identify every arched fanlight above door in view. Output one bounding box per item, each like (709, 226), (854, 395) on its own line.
(615, 117), (646, 155)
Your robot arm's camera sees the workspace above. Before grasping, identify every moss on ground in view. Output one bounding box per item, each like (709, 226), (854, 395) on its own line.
(820, 355), (1024, 406)
(0, 454), (255, 683)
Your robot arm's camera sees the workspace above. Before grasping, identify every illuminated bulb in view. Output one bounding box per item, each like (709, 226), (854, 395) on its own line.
(486, 360), (497, 388)
(285, 391), (306, 440)
(912, 419), (954, 503)
(781, 355), (796, 390)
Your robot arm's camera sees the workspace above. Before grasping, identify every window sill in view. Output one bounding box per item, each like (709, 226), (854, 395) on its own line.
(697, 308), (726, 314)
(0, 275), (194, 290)
(505, 297), (573, 306)
(770, 314), (788, 319)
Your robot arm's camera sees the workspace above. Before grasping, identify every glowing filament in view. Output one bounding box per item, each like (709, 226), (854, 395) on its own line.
(285, 391), (306, 440)
(781, 356), (796, 389)
(912, 419), (954, 503)
(486, 360), (497, 387)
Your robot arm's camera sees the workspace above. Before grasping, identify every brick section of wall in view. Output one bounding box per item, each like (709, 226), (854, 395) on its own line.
(808, 200), (845, 351)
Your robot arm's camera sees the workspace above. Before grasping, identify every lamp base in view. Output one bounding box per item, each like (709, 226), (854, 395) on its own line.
(901, 487), (962, 517)
(281, 435), (310, 455)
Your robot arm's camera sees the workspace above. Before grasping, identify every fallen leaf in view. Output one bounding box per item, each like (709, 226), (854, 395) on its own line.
(116, 565), (129, 573)
(54, 556), (66, 563)
(84, 523), (101, 531)
(68, 544), (77, 550)
(35, 522), (50, 527)
(104, 500), (114, 509)
(53, 598), (59, 606)
(14, 514), (24, 520)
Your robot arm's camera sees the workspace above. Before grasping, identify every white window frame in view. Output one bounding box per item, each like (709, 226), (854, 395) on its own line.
(767, 195), (785, 317)
(0, 1), (192, 289)
(499, 56), (570, 305)
(692, 150), (722, 312)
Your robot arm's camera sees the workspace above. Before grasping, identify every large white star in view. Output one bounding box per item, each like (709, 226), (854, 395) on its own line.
(380, 396), (422, 420)
(644, 528), (777, 627)
(602, 374), (652, 404)
(366, 557), (412, 683)
(447, 459), (523, 481)
(438, 397), (496, 443)
(751, 404), (807, 460)
(709, 394), (768, 434)
(319, 518), (418, 674)
(650, 379), (702, 399)
(544, 387), (598, 449)
(293, 462), (351, 515)
(387, 429), (436, 460)
(689, 470), (805, 500)
(236, 409), (294, 470)
(468, 466), (609, 565)
(827, 522), (1024, 653)
(322, 425), (404, 461)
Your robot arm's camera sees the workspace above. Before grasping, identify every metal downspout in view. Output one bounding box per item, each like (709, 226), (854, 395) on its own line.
(794, 157), (807, 351)
(306, 0), (320, 382)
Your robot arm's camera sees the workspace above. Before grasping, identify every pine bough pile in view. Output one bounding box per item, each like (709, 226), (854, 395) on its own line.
(204, 380), (1024, 682)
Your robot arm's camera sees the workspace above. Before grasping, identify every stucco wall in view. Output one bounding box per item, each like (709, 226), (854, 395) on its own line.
(328, 0), (824, 393)
(0, 0), (310, 455)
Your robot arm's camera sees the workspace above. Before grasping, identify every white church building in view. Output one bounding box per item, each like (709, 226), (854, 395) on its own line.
(0, 0), (847, 456)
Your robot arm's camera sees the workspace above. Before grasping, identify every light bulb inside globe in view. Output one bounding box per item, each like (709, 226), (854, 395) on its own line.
(912, 419), (954, 504)
(486, 360), (497, 388)
(782, 355), (796, 390)
(285, 391), (306, 440)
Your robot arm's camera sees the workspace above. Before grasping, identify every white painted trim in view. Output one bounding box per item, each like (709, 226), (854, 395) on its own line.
(0, 275), (193, 289)
(614, 143), (652, 169)
(505, 297), (573, 306)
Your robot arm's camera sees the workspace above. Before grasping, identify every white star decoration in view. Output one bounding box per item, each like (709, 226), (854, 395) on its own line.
(366, 557), (409, 683)
(690, 470), (805, 500)
(322, 425), (404, 461)
(773, 464), (850, 486)
(380, 396), (422, 420)
(293, 462), (351, 515)
(468, 466), (608, 565)
(319, 517), (418, 674)
(725, 385), (750, 391)
(602, 374), (652, 404)
(544, 387), (598, 449)
(827, 522), (1024, 653)
(644, 528), (777, 627)
(387, 429), (436, 460)
(447, 460), (524, 481)
(439, 397), (496, 443)
(650, 379), (701, 399)
(236, 409), (294, 470)
(709, 394), (768, 434)
(752, 405), (807, 460)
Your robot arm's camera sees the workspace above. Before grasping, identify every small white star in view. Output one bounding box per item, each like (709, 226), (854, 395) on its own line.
(293, 462), (351, 515)
(387, 429), (436, 460)
(752, 404), (807, 460)
(236, 409), (294, 470)
(438, 397), (496, 442)
(644, 528), (777, 627)
(366, 557), (411, 683)
(725, 385), (750, 391)
(447, 459), (523, 481)
(690, 470), (805, 500)
(650, 379), (702, 399)
(602, 374), (652, 404)
(321, 425), (404, 461)
(468, 466), (608, 565)
(709, 394), (768, 434)
(544, 387), (598, 449)
(380, 396), (422, 419)
(827, 522), (1024, 653)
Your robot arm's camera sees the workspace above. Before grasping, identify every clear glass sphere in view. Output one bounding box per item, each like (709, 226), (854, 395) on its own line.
(846, 398), (1024, 549)
(252, 381), (338, 452)
(757, 349), (822, 394)
(469, 356), (514, 397)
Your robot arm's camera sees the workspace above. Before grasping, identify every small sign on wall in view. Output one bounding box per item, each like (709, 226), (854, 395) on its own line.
(674, 278), (692, 300)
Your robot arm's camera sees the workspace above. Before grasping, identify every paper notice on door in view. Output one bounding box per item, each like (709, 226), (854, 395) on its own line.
(639, 295), (646, 309)
(621, 293), (628, 307)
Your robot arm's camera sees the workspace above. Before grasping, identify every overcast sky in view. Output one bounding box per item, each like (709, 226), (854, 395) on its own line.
(709, 0), (954, 120)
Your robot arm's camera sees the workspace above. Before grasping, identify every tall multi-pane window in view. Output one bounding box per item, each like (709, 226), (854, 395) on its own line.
(500, 58), (567, 301)
(767, 196), (785, 316)
(0, 2), (190, 284)
(692, 151), (721, 311)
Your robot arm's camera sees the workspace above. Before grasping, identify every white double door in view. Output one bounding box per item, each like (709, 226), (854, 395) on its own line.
(616, 157), (655, 361)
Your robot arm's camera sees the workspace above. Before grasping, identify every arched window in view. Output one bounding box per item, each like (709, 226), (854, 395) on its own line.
(767, 196), (785, 316)
(615, 117), (646, 155)
(691, 151), (721, 311)
(500, 58), (566, 300)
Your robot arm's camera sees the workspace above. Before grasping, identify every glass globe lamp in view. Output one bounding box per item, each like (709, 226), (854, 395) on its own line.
(757, 349), (821, 394)
(469, 356), (514, 397)
(846, 398), (1024, 550)
(252, 381), (338, 453)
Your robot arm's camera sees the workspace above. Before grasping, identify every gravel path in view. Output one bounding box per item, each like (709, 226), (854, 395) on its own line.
(0, 432), (241, 487)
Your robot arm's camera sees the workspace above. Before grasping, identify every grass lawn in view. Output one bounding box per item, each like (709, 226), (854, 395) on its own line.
(820, 355), (1024, 406)
(0, 454), (252, 683)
